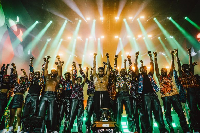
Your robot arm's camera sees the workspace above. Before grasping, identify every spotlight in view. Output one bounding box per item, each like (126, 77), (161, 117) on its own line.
(36, 21), (39, 23)
(121, 55), (123, 56)
(115, 17), (119, 20)
(123, 18), (126, 21)
(148, 35), (152, 38)
(132, 67), (135, 70)
(60, 39), (63, 42)
(79, 20), (82, 22)
(68, 37), (71, 39)
(153, 18), (156, 20)
(89, 36), (92, 39)
(90, 53), (93, 55)
(166, 66), (169, 69)
(100, 17), (104, 20)
(78, 36), (81, 39)
(101, 36), (104, 38)
(184, 17), (188, 20)
(138, 35), (142, 38)
(86, 38), (88, 40)
(115, 36), (119, 38)
(158, 37), (160, 39)
(140, 16), (145, 19)
(170, 36), (173, 38)
(98, 38), (100, 40)
(58, 53), (63, 56)
(127, 35), (131, 38)
(47, 38), (51, 42)
(167, 17), (171, 20)
(117, 67), (120, 69)
(147, 66), (151, 69)
(133, 38), (135, 40)
(86, 17), (90, 20)
(50, 21), (53, 23)
(129, 17), (133, 19)
(126, 52), (129, 55)
(143, 37), (145, 39)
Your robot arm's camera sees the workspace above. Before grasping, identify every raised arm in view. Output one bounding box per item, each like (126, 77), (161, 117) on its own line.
(148, 51), (154, 75)
(153, 52), (160, 78)
(93, 53), (97, 75)
(29, 57), (34, 81)
(169, 51), (175, 76)
(55, 55), (63, 82)
(44, 58), (48, 78)
(106, 53), (110, 76)
(72, 62), (77, 85)
(79, 64), (86, 86)
(134, 51), (139, 76)
(174, 49), (182, 77)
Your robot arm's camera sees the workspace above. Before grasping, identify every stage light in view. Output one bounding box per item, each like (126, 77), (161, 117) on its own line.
(121, 55), (123, 56)
(78, 36), (81, 39)
(119, 38), (121, 40)
(170, 36), (173, 38)
(90, 53), (93, 55)
(86, 38), (88, 40)
(115, 36), (119, 38)
(36, 21), (39, 23)
(129, 17), (133, 19)
(172, 123), (176, 127)
(123, 129), (129, 132)
(122, 126), (127, 128)
(138, 35), (142, 38)
(184, 17), (188, 20)
(115, 17), (119, 20)
(123, 18), (126, 21)
(166, 66), (169, 69)
(126, 52), (129, 55)
(133, 37), (135, 40)
(127, 35), (131, 38)
(86, 17), (90, 20)
(50, 21), (53, 23)
(68, 37), (71, 39)
(132, 67), (135, 71)
(148, 35), (152, 37)
(47, 38), (51, 42)
(153, 18), (156, 20)
(101, 36), (104, 38)
(70, 67), (72, 70)
(147, 66), (151, 69)
(158, 37), (160, 39)
(167, 17), (171, 20)
(154, 123), (158, 127)
(100, 17), (104, 20)
(79, 20), (82, 22)
(117, 67), (120, 69)
(98, 38), (100, 40)
(143, 37), (145, 39)
(140, 16), (145, 19)
(89, 36), (92, 39)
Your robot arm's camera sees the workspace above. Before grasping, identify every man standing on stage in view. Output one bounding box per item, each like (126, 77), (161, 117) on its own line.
(38, 55), (63, 132)
(174, 48), (200, 132)
(93, 53), (110, 121)
(22, 57), (43, 132)
(138, 51), (167, 133)
(85, 67), (95, 132)
(154, 51), (190, 133)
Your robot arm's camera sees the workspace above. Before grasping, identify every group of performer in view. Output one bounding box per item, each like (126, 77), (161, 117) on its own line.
(0, 48), (199, 133)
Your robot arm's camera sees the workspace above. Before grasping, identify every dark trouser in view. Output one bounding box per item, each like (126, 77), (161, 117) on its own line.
(38, 91), (57, 132)
(85, 96), (94, 127)
(94, 91), (110, 121)
(0, 93), (7, 130)
(187, 87), (200, 131)
(131, 97), (140, 133)
(67, 99), (84, 132)
(59, 97), (71, 126)
(22, 93), (40, 131)
(162, 94), (189, 132)
(142, 92), (167, 133)
(23, 93), (39, 117)
(116, 92), (133, 131)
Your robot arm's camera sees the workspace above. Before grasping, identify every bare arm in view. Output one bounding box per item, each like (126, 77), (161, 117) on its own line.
(93, 53), (97, 75)
(106, 53), (110, 76)
(135, 52), (139, 76)
(148, 51), (154, 75)
(174, 49), (182, 77)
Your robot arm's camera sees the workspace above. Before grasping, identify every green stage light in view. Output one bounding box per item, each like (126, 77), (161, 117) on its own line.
(185, 17), (200, 30)
(172, 123), (176, 127)
(83, 117), (86, 121)
(154, 123), (158, 127)
(170, 18), (199, 50)
(121, 122), (126, 125)
(154, 18), (156, 20)
(184, 17), (188, 20)
(122, 125), (127, 128)
(123, 129), (130, 132)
